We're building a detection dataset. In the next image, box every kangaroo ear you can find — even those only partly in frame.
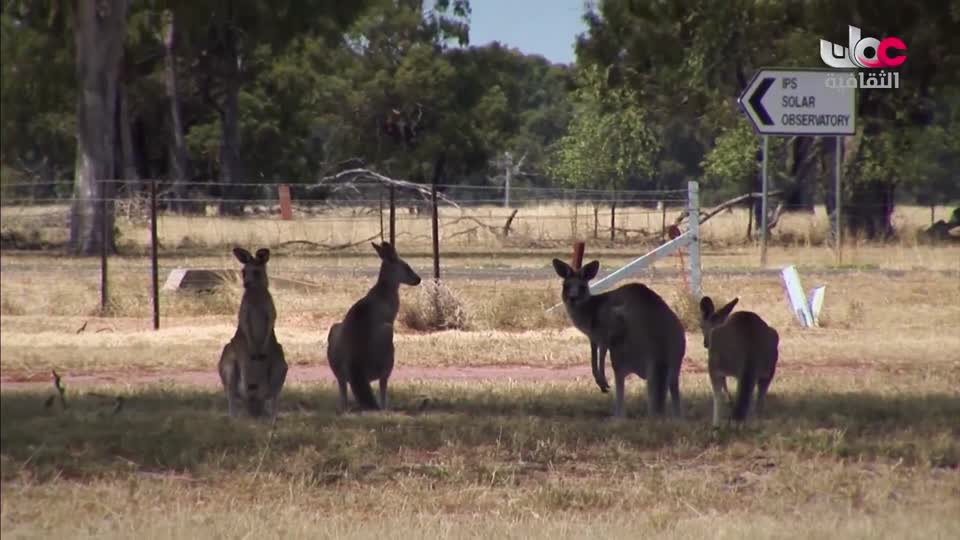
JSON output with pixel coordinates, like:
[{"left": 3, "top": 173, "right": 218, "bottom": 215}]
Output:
[
  {"left": 699, "top": 296, "right": 715, "bottom": 319},
  {"left": 233, "top": 247, "right": 253, "bottom": 264},
  {"left": 380, "top": 241, "right": 398, "bottom": 260},
  {"left": 371, "top": 242, "right": 384, "bottom": 258},
  {"left": 581, "top": 260, "right": 600, "bottom": 281},
  {"left": 552, "top": 258, "right": 573, "bottom": 278},
  {"left": 255, "top": 248, "right": 270, "bottom": 264},
  {"left": 715, "top": 297, "right": 739, "bottom": 321}
]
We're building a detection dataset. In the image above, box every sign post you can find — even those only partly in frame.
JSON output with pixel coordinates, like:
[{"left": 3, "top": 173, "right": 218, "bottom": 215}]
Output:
[
  {"left": 835, "top": 136, "right": 842, "bottom": 264},
  {"left": 760, "top": 136, "right": 769, "bottom": 265},
  {"left": 738, "top": 68, "right": 856, "bottom": 266}
]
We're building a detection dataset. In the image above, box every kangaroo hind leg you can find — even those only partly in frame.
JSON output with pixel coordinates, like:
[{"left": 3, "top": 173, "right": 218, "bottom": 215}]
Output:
[
  {"left": 755, "top": 376, "right": 773, "bottom": 418},
  {"left": 379, "top": 377, "right": 389, "bottom": 411},
  {"left": 709, "top": 372, "right": 726, "bottom": 428}
]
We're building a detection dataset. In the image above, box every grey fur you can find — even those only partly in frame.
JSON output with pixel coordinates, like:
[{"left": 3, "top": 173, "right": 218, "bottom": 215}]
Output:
[
  {"left": 327, "top": 242, "right": 421, "bottom": 412},
  {"left": 699, "top": 296, "right": 780, "bottom": 427},
  {"left": 552, "top": 258, "right": 686, "bottom": 418},
  {"left": 218, "top": 247, "right": 287, "bottom": 420}
]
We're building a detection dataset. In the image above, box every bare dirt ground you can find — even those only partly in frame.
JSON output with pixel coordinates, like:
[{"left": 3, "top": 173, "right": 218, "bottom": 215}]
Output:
[{"left": 0, "top": 357, "right": 889, "bottom": 391}]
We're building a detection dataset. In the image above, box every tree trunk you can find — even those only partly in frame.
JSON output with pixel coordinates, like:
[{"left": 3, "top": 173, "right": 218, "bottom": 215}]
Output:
[
  {"left": 219, "top": 80, "right": 244, "bottom": 215},
  {"left": 847, "top": 181, "right": 897, "bottom": 240},
  {"left": 118, "top": 86, "right": 140, "bottom": 191},
  {"left": 163, "top": 9, "right": 191, "bottom": 214},
  {"left": 71, "top": 0, "right": 128, "bottom": 255},
  {"left": 786, "top": 136, "right": 817, "bottom": 212},
  {"left": 838, "top": 131, "right": 896, "bottom": 240}
]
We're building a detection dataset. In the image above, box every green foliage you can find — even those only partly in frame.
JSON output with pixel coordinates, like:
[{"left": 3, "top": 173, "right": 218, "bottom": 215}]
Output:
[
  {"left": 0, "top": 10, "right": 75, "bottom": 191},
  {"left": 546, "top": 66, "right": 658, "bottom": 190},
  {"left": 576, "top": 0, "right": 960, "bottom": 232},
  {"left": 701, "top": 120, "right": 758, "bottom": 199}
]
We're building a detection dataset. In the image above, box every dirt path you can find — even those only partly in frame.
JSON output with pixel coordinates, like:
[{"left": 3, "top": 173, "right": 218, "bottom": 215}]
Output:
[
  {"left": 0, "top": 365, "right": 598, "bottom": 390},
  {"left": 0, "top": 359, "right": 889, "bottom": 391}
]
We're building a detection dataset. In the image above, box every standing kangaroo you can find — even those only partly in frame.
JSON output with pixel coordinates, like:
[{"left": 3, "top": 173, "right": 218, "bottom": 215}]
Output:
[
  {"left": 327, "top": 241, "right": 421, "bottom": 412},
  {"left": 552, "top": 259, "right": 686, "bottom": 418},
  {"left": 699, "top": 296, "right": 779, "bottom": 427},
  {"left": 218, "top": 247, "right": 288, "bottom": 419}
]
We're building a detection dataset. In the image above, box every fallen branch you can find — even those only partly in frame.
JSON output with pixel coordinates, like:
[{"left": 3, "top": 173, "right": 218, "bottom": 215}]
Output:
[
  {"left": 674, "top": 190, "right": 785, "bottom": 227},
  {"left": 276, "top": 233, "right": 381, "bottom": 251},
  {"left": 309, "top": 168, "right": 462, "bottom": 209},
  {"left": 503, "top": 209, "right": 518, "bottom": 237},
  {"left": 51, "top": 370, "right": 67, "bottom": 410},
  {"left": 444, "top": 216, "right": 504, "bottom": 237},
  {"left": 447, "top": 226, "right": 480, "bottom": 239}
]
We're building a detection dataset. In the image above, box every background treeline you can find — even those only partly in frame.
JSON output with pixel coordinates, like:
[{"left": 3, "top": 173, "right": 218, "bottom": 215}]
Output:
[{"left": 1, "top": 0, "right": 958, "bottom": 253}]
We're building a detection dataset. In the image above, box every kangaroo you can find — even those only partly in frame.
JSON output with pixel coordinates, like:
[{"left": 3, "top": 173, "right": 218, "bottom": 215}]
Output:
[
  {"left": 698, "top": 296, "right": 779, "bottom": 427},
  {"left": 552, "top": 258, "right": 686, "bottom": 418},
  {"left": 218, "top": 247, "right": 288, "bottom": 419},
  {"left": 327, "top": 241, "right": 421, "bottom": 412}
]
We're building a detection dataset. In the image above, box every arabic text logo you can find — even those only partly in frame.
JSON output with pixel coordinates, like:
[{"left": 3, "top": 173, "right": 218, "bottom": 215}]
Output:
[
  {"left": 820, "top": 25, "right": 907, "bottom": 69},
  {"left": 826, "top": 70, "right": 900, "bottom": 90}
]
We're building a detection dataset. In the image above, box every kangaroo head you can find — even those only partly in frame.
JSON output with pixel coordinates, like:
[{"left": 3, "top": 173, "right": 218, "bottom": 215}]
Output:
[
  {"left": 372, "top": 241, "right": 421, "bottom": 286},
  {"left": 238, "top": 353, "right": 271, "bottom": 407},
  {"left": 699, "top": 296, "right": 739, "bottom": 348},
  {"left": 233, "top": 247, "right": 270, "bottom": 290},
  {"left": 552, "top": 258, "right": 600, "bottom": 307}
]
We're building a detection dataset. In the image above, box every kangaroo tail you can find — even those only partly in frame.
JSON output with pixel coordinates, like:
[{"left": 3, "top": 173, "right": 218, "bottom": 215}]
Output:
[
  {"left": 647, "top": 358, "right": 669, "bottom": 415},
  {"left": 732, "top": 361, "right": 757, "bottom": 421},
  {"left": 348, "top": 358, "right": 380, "bottom": 410}
]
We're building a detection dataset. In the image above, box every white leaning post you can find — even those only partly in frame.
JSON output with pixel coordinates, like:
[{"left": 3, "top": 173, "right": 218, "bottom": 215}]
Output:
[{"left": 546, "top": 181, "right": 702, "bottom": 313}]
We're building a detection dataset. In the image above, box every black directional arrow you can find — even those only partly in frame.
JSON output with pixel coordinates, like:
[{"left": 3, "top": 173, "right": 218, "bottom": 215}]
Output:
[{"left": 749, "top": 77, "right": 775, "bottom": 126}]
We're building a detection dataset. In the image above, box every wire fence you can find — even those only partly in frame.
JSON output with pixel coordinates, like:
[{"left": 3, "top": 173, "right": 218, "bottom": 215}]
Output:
[
  {"left": 0, "top": 178, "right": 707, "bottom": 327},
  {"left": 0, "top": 179, "right": 694, "bottom": 253},
  {"left": 3, "top": 177, "right": 954, "bottom": 329}
]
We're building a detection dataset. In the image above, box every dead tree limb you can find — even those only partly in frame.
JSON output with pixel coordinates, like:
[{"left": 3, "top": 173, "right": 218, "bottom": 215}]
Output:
[
  {"left": 502, "top": 209, "right": 518, "bottom": 237},
  {"left": 51, "top": 370, "right": 67, "bottom": 410},
  {"left": 674, "top": 190, "right": 785, "bottom": 228},
  {"left": 276, "top": 233, "right": 382, "bottom": 251},
  {"left": 309, "top": 168, "right": 462, "bottom": 209}
]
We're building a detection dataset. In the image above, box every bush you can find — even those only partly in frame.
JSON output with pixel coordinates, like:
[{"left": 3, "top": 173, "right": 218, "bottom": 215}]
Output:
[{"left": 400, "top": 279, "right": 470, "bottom": 332}]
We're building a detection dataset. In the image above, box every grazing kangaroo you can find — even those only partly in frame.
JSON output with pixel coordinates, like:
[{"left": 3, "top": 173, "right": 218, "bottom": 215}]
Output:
[
  {"left": 218, "top": 247, "right": 288, "bottom": 419},
  {"left": 699, "top": 296, "right": 779, "bottom": 427},
  {"left": 327, "top": 241, "right": 421, "bottom": 412},
  {"left": 552, "top": 259, "right": 686, "bottom": 418}
]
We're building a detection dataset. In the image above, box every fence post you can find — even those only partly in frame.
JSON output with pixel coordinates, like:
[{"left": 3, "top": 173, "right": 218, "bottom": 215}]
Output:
[
  {"left": 100, "top": 183, "right": 109, "bottom": 315},
  {"left": 389, "top": 184, "right": 396, "bottom": 245},
  {"left": 150, "top": 178, "right": 160, "bottom": 330},
  {"left": 378, "top": 187, "right": 384, "bottom": 242},
  {"left": 610, "top": 200, "right": 616, "bottom": 241},
  {"left": 688, "top": 181, "right": 701, "bottom": 299},
  {"left": 572, "top": 241, "right": 585, "bottom": 270},
  {"left": 278, "top": 183, "right": 292, "bottom": 220},
  {"left": 431, "top": 179, "right": 440, "bottom": 281}
]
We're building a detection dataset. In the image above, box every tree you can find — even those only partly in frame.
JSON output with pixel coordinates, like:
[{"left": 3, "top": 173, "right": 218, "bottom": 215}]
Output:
[
  {"left": 0, "top": 5, "right": 76, "bottom": 199},
  {"left": 161, "top": 0, "right": 376, "bottom": 212},
  {"left": 162, "top": 8, "right": 191, "bottom": 212},
  {"left": 71, "top": 0, "right": 129, "bottom": 255},
  {"left": 546, "top": 66, "right": 658, "bottom": 192},
  {"left": 575, "top": 0, "right": 960, "bottom": 239}
]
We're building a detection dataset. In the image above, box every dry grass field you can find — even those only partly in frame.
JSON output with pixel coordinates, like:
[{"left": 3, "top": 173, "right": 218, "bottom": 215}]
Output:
[{"left": 2, "top": 203, "right": 959, "bottom": 538}]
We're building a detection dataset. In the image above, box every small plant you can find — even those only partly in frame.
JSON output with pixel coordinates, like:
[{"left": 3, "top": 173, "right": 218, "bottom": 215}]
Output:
[
  {"left": 670, "top": 288, "right": 705, "bottom": 331},
  {"left": 401, "top": 279, "right": 470, "bottom": 332}
]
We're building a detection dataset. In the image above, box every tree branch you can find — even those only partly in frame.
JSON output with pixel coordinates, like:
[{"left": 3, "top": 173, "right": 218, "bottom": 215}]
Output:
[{"left": 308, "top": 168, "right": 461, "bottom": 208}]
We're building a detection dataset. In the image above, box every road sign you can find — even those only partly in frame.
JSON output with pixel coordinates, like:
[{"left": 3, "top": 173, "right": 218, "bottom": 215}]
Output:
[{"left": 738, "top": 68, "right": 856, "bottom": 136}]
